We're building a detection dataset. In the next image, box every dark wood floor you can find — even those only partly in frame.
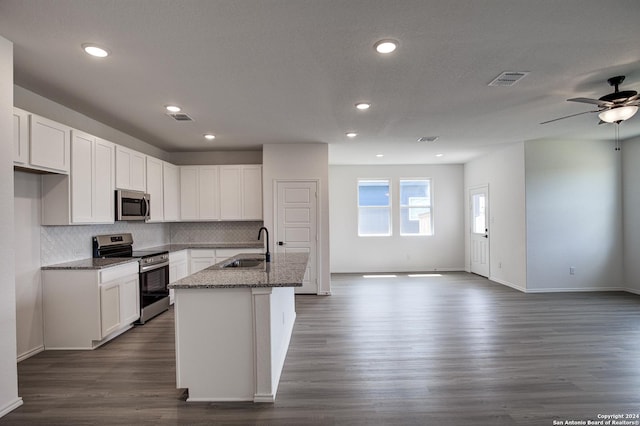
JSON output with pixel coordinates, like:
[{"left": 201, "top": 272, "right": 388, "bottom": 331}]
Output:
[{"left": 3, "top": 272, "right": 640, "bottom": 425}]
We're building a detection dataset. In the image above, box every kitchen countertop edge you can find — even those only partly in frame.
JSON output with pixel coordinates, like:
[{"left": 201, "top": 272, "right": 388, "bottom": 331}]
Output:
[{"left": 41, "top": 242, "right": 266, "bottom": 270}]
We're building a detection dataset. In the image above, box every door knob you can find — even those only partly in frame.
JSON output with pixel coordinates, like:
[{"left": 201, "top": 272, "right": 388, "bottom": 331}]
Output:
[{"left": 278, "top": 241, "right": 286, "bottom": 246}]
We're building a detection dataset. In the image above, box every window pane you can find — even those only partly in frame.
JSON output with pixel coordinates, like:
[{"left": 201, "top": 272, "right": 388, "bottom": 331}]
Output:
[
  {"left": 400, "top": 179, "right": 432, "bottom": 235},
  {"left": 358, "top": 180, "right": 390, "bottom": 207},
  {"left": 358, "top": 207, "right": 391, "bottom": 236},
  {"left": 472, "top": 193, "right": 486, "bottom": 234},
  {"left": 358, "top": 180, "right": 391, "bottom": 236}
]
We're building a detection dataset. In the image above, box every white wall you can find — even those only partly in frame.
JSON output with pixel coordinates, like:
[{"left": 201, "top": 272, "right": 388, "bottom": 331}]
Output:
[
  {"left": 330, "top": 164, "right": 464, "bottom": 273},
  {"left": 14, "top": 86, "right": 169, "bottom": 161},
  {"left": 622, "top": 135, "right": 640, "bottom": 294},
  {"left": 170, "top": 151, "right": 262, "bottom": 165},
  {"left": 14, "top": 172, "right": 43, "bottom": 361},
  {"left": 262, "top": 144, "right": 330, "bottom": 294},
  {"left": 464, "top": 143, "right": 527, "bottom": 290},
  {"left": 0, "top": 35, "right": 22, "bottom": 417},
  {"left": 525, "top": 138, "right": 623, "bottom": 292}
]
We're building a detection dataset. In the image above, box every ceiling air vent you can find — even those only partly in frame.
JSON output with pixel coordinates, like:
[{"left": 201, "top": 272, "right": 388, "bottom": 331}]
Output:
[
  {"left": 488, "top": 71, "right": 529, "bottom": 87},
  {"left": 166, "top": 112, "right": 194, "bottom": 121},
  {"left": 417, "top": 136, "right": 439, "bottom": 142}
]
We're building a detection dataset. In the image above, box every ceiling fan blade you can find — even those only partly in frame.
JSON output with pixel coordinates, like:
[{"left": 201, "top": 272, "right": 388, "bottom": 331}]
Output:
[
  {"left": 540, "top": 110, "right": 599, "bottom": 125},
  {"left": 567, "top": 97, "right": 613, "bottom": 107}
]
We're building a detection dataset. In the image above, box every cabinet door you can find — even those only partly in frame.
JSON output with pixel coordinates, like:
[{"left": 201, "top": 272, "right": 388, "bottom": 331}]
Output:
[
  {"left": 242, "top": 165, "right": 263, "bottom": 220},
  {"left": 70, "top": 131, "right": 94, "bottom": 223},
  {"left": 130, "top": 151, "right": 147, "bottom": 191},
  {"left": 163, "top": 162, "right": 180, "bottom": 221},
  {"left": 13, "top": 108, "right": 29, "bottom": 165},
  {"left": 180, "top": 166, "right": 199, "bottom": 220},
  {"left": 120, "top": 275, "right": 140, "bottom": 325},
  {"left": 176, "top": 260, "right": 189, "bottom": 280},
  {"left": 146, "top": 156, "right": 164, "bottom": 222},
  {"left": 190, "top": 258, "right": 215, "bottom": 274},
  {"left": 219, "top": 166, "right": 242, "bottom": 220},
  {"left": 29, "top": 114, "right": 71, "bottom": 173},
  {"left": 116, "top": 146, "right": 146, "bottom": 191},
  {"left": 199, "top": 166, "right": 219, "bottom": 220},
  {"left": 100, "top": 282, "right": 121, "bottom": 338},
  {"left": 93, "top": 139, "right": 115, "bottom": 223}
]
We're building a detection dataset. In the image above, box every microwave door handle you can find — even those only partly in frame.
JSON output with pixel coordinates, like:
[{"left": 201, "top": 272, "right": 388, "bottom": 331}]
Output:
[{"left": 142, "top": 195, "right": 150, "bottom": 220}]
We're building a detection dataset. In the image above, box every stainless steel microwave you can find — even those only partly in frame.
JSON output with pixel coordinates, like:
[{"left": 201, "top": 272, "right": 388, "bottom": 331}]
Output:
[{"left": 115, "top": 189, "right": 150, "bottom": 221}]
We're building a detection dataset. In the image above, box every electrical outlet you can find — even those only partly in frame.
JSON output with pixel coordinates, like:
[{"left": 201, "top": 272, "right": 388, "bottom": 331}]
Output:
[
  {"left": 569, "top": 267, "right": 576, "bottom": 275},
  {"left": 498, "top": 262, "right": 502, "bottom": 269}
]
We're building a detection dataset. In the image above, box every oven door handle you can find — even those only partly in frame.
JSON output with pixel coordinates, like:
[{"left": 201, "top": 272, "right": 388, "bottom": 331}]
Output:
[{"left": 139, "top": 261, "right": 169, "bottom": 273}]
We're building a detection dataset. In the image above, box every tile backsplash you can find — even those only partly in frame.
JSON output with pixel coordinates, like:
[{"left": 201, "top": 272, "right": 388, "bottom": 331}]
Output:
[
  {"left": 40, "top": 221, "right": 263, "bottom": 266},
  {"left": 169, "top": 221, "right": 263, "bottom": 244}
]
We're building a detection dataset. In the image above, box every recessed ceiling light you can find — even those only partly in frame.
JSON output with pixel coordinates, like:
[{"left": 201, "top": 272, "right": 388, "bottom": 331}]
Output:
[
  {"left": 82, "top": 43, "right": 109, "bottom": 58},
  {"left": 346, "top": 132, "right": 358, "bottom": 138},
  {"left": 435, "top": 153, "right": 444, "bottom": 157},
  {"left": 374, "top": 39, "right": 399, "bottom": 54},
  {"left": 204, "top": 134, "right": 216, "bottom": 141},
  {"left": 165, "top": 105, "right": 181, "bottom": 113},
  {"left": 376, "top": 154, "right": 384, "bottom": 158},
  {"left": 355, "top": 102, "right": 371, "bottom": 110}
]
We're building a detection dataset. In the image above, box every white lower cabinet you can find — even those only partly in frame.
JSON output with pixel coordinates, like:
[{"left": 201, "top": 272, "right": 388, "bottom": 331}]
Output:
[
  {"left": 43, "top": 262, "right": 140, "bottom": 350},
  {"left": 189, "top": 249, "right": 217, "bottom": 274},
  {"left": 169, "top": 250, "right": 189, "bottom": 304}
]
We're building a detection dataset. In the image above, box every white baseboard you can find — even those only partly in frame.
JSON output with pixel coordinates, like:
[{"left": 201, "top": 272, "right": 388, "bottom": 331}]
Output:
[
  {"left": 623, "top": 287, "right": 640, "bottom": 296},
  {"left": 17, "top": 345, "right": 44, "bottom": 363},
  {"left": 525, "top": 286, "right": 628, "bottom": 293},
  {"left": 488, "top": 276, "right": 526, "bottom": 292},
  {"left": 0, "top": 397, "right": 23, "bottom": 418}
]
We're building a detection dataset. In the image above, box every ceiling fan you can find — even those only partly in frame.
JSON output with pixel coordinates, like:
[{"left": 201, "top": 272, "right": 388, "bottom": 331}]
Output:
[{"left": 541, "top": 75, "right": 640, "bottom": 125}]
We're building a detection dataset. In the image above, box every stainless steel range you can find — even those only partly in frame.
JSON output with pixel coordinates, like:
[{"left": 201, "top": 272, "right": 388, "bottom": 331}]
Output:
[{"left": 93, "top": 233, "right": 169, "bottom": 324}]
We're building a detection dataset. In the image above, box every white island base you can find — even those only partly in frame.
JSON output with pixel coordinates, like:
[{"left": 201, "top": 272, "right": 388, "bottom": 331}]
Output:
[{"left": 174, "top": 286, "right": 296, "bottom": 402}]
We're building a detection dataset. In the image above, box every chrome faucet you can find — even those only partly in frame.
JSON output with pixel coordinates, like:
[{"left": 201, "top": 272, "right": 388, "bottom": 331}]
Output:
[{"left": 258, "top": 226, "right": 271, "bottom": 262}]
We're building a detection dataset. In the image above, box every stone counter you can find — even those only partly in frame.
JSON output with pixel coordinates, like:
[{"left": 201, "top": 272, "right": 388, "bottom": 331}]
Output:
[{"left": 169, "top": 252, "right": 308, "bottom": 289}]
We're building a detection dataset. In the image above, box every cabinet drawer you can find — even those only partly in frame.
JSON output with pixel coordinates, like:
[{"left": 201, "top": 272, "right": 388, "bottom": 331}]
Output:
[
  {"left": 169, "top": 250, "right": 188, "bottom": 263},
  {"left": 99, "top": 262, "right": 139, "bottom": 284},
  {"left": 189, "top": 249, "right": 216, "bottom": 258}
]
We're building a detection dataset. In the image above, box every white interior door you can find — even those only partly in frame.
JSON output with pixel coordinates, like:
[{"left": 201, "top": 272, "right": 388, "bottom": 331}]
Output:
[
  {"left": 470, "top": 186, "right": 490, "bottom": 277},
  {"left": 275, "top": 180, "right": 318, "bottom": 294}
]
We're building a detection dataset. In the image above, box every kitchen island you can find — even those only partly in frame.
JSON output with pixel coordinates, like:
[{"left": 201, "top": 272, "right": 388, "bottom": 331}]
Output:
[{"left": 169, "top": 252, "right": 309, "bottom": 402}]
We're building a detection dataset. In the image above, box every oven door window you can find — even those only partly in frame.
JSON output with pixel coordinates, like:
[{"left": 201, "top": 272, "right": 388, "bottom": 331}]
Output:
[{"left": 140, "top": 266, "right": 169, "bottom": 301}]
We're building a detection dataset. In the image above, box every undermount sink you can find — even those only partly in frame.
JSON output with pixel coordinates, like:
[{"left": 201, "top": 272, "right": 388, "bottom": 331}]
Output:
[{"left": 223, "top": 258, "right": 264, "bottom": 268}]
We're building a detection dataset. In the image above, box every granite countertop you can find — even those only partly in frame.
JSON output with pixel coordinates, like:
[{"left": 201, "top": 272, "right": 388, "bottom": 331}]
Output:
[
  {"left": 169, "top": 252, "right": 309, "bottom": 289},
  {"left": 148, "top": 242, "right": 264, "bottom": 252},
  {"left": 42, "top": 242, "right": 265, "bottom": 270},
  {"left": 41, "top": 258, "right": 139, "bottom": 270}
]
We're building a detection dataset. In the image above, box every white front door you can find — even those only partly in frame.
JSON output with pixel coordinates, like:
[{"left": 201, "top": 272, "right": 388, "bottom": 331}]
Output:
[
  {"left": 275, "top": 180, "right": 318, "bottom": 294},
  {"left": 470, "top": 186, "right": 490, "bottom": 277}
]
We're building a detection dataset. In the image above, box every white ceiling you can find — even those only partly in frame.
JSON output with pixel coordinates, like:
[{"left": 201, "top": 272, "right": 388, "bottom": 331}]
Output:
[{"left": 1, "top": 0, "right": 639, "bottom": 165}]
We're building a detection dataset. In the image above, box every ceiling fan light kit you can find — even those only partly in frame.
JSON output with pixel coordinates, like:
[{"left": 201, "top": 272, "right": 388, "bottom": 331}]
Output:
[{"left": 598, "top": 105, "right": 639, "bottom": 123}]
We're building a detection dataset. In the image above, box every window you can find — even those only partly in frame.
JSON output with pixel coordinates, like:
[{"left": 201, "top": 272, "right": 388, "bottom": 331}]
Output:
[
  {"left": 357, "top": 179, "right": 391, "bottom": 236},
  {"left": 400, "top": 179, "right": 432, "bottom": 236}
]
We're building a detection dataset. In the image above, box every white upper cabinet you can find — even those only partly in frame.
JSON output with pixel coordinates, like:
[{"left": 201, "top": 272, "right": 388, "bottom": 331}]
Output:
[
  {"left": 30, "top": 113, "right": 72, "bottom": 174},
  {"left": 14, "top": 110, "right": 71, "bottom": 174},
  {"left": 219, "top": 166, "right": 242, "bottom": 220},
  {"left": 13, "top": 107, "right": 29, "bottom": 165},
  {"left": 42, "top": 130, "right": 115, "bottom": 225},
  {"left": 163, "top": 162, "right": 180, "bottom": 222},
  {"left": 180, "top": 165, "right": 219, "bottom": 221},
  {"left": 145, "top": 156, "right": 164, "bottom": 222},
  {"left": 219, "top": 165, "right": 263, "bottom": 220},
  {"left": 241, "top": 165, "right": 263, "bottom": 220},
  {"left": 116, "top": 145, "right": 146, "bottom": 191}
]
